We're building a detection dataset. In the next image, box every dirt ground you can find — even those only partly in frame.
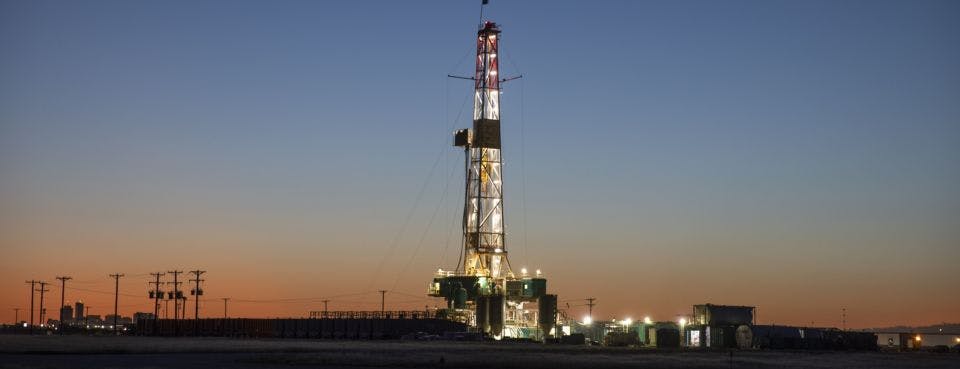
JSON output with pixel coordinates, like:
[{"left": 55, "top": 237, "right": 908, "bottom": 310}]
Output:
[{"left": 1, "top": 335, "right": 957, "bottom": 369}]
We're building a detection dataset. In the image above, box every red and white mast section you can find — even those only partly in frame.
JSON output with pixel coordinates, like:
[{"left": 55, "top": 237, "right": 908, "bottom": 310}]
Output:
[{"left": 455, "top": 21, "right": 513, "bottom": 280}]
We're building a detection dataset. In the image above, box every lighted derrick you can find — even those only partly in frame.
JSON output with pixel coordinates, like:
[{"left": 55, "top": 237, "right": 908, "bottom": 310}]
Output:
[
  {"left": 465, "top": 22, "right": 508, "bottom": 279},
  {"left": 428, "top": 21, "right": 558, "bottom": 340}
]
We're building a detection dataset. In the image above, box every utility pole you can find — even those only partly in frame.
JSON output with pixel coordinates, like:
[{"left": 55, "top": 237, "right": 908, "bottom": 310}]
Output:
[
  {"left": 586, "top": 298, "right": 596, "bottom": 321},
  {"left": 56, "top": 276, "right": 72, "bottom": 335},
  {"left": 37, "top": 281, "right": 49, "bottom": 329},
  {"left": 24, "top": 280, "right": 37, "bottom": 335},
  {"left": 221, "top": 298, "right": 229, "bottom": 319},
  {"left": 13, "top": 308, "right": 20, "bottom": 326},
  {"left": 109, "top": 274, "right": 124, "bottom": 335},
  {"left": 148, "top": 272, "right": 164, "bottom": 333},
  {"left": 166, "top": 270, "right": 182, "bottom": 335},
  {"left": 189, "top": 270, "right": 205, "bottom": 320},
  {"left": 189, "top": 270, "right": 205, "bottom": 335},
  {"left": 322, "top": 299, "right": 329, "bottom": 318},
  {"left": 841, "top": 308, "right": 846, "bottom": 331},
  {"left": 378, "top": 290, "right": 387, "bottom": 315}
]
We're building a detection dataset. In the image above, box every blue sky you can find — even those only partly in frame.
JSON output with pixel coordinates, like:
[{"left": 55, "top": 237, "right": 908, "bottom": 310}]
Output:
[{"left": 1, "top": 0, "right": 958, "bottom": 325}]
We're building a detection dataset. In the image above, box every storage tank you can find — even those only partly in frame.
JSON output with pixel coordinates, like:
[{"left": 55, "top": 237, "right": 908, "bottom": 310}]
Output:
[
  {"left": 476, "top": 296, "right": 489, "bottom": 333},
  {"left": 489, "top": 295, "right": 505, "bottom": 337},
  {"left": 735, "top": 325, "right": 753, "bottom": 349},
  {"left": 454, "top": 285, "right": 468, "bottom": 309},
  {"left": 538, "top": 294, "right": 557, "bottom": 337}
]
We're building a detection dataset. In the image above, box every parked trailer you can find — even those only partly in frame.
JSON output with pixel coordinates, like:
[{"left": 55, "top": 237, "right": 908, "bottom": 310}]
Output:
[
  {"left": 750, "top": 325, "right": 877, "bottom": 350},
  {"left": 137, "top": 318, "right": 467, "bottom": 339},
  {"left": 656, "top": 328, "right": 680, "bottom": 348}
]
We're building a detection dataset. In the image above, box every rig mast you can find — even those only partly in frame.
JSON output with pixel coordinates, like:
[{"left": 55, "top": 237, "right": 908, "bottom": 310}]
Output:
[
  {"left": 429, "top": 20, "right": 557, "bottom": 340},
  {"left": 461, "top": 21, "right": 511, "bottom": 280}
]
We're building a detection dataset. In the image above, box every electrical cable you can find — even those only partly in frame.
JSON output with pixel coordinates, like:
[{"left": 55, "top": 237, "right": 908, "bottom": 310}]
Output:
[
  {"left": 363, "top": 146, "right": 446, "bottom": 293},
  {"left": 391, "top": 160, "right": 460, "bottom": 292}
]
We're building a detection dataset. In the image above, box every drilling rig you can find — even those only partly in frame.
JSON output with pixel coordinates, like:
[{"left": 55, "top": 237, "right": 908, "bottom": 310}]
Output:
[{"left": 428, "top": 20, "right": 558, "bottom": 340}]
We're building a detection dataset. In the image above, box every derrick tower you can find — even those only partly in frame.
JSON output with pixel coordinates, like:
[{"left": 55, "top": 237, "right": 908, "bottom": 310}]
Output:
[
  {"left": 461, "top": 21, "right": 510, "bottom": 279},
  {"left": 429, "top": 20, "right": 558, "bottom": 340}
]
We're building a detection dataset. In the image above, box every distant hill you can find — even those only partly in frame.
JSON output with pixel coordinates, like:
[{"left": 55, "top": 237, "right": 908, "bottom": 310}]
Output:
[{"left": 865, "top": 323, "right": 960, "bottom": 333}]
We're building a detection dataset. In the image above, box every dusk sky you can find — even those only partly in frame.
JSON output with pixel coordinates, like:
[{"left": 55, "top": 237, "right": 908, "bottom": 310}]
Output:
[{"left": 1, "top": 0, "right": 958, "bottom": 328}]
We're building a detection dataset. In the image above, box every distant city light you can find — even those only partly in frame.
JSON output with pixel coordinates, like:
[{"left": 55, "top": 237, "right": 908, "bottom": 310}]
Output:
[
  {"left": 623, "top": 318, "right": 632, "bottom": 325},
  {"left": 582, "top": 316, "right": 592, "bottom": 325},
  {"left": 915, "top": 335, "right": 921, "bottom": 342},
  {"left": 644, "top": 316, "right": 653, "bottom": 325}
]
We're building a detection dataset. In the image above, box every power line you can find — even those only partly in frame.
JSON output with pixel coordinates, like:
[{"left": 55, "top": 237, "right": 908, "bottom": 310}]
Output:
[
  {"left": 20, "top": 282, "right": 435, "bottom": 318},
  {"left": 227, "top": 291, "right": 375, "bottom": 304},
  {"left": 393, "top": 159, "right": 461, "bottom": 292},
  {"left": 189, "top": 269, "right": 205, "bottom": 334},
  {"left": 108, "top": 274, "right": 124, "bottom": 335},
  {"left": 366, "top": 146, "right": 447, "bottom": 292},
  {"left": 388, "top": 290, "right": 435, "bottom": 300},
  {"left": 148, "top": 272, "right": 164, "bottom": 333},
  {"left": 379, "top": 290, "right": 387, "bottom": 314},
  {"left": 220, "top": 298, "right": 229, "bottom": 319},
  {"left": 113, "top": 303, "right": 151, "bottom": 308},
  {"left": 36, "top": 281, "right": 49, "bottom": 329},
  {"left": 518, "top": 76, "right": 529, "bottom": 265},
  {"left": 189, "top": 270, "right": 205, "bottom": 319},
  {"left": 63, "top": 285, "right": 140, "bottom": 298},
  {"left": 586, "top": 298, "right": 596, "bottom": 321},
  {"left": 55, "top": 276, "right": 72, "bottom": 335},
  {"left": 24, "top": 280, "right": 37, "bottom": 335},
  {"left": 441, "top": 75, "right": 477, "bottom": 272},
  {"left": 166, "top": 270, "right": 183, "bottom": 336}
]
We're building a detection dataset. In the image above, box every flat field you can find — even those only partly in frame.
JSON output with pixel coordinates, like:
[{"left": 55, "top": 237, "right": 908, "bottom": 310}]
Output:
[{"left": 0, "top": 335, "right": 957, "bottom": 369}]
